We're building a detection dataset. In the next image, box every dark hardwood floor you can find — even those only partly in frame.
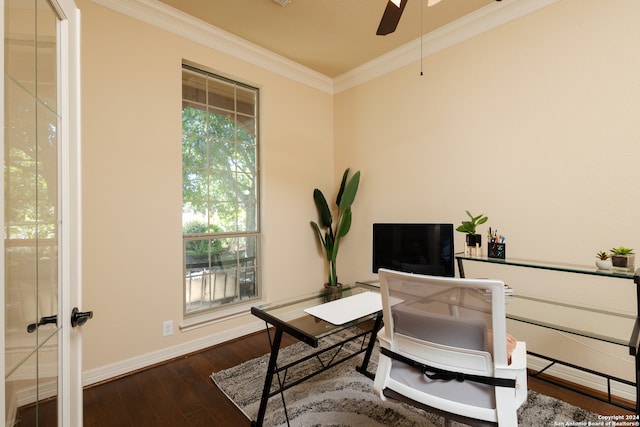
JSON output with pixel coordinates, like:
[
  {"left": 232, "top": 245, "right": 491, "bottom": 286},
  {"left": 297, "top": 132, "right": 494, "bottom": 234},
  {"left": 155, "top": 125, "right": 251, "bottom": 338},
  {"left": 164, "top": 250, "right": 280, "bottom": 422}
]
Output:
[{"left": 17, "top": 329, "right": 634, "bottom": 426}]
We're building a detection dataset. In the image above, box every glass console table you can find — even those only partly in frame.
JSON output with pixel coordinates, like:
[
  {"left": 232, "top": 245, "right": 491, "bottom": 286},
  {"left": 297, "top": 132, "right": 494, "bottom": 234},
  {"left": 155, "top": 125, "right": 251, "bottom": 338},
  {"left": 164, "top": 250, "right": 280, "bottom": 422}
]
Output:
[{"left": 456, "top": 253, "right": 640, "bottom": 413}]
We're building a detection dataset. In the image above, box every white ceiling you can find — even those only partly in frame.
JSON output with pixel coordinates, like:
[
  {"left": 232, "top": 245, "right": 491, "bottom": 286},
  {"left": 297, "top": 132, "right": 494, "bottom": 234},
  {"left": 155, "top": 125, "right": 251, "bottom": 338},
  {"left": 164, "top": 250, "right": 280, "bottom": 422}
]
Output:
[{"left": 158, "top": 0, "right": 496, "bottom": 77}]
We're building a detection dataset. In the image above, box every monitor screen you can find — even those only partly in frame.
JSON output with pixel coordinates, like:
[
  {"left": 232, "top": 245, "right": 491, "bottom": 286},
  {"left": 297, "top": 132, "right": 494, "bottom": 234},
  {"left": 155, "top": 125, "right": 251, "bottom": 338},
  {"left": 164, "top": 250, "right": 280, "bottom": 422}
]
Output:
[{"left": 372, "top": 223, "right": 454, "bottom": 277}]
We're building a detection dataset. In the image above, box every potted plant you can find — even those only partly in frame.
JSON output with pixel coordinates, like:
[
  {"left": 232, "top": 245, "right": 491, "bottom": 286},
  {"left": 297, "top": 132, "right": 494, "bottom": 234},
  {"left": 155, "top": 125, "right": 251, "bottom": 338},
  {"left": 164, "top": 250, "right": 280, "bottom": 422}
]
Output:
[
  {"left": 595, "top": 251, "right": 612, "bottom": 270},
  {"left": 456, "top": 211, "right": 488, "bottom": 249},
  {"left": 311, "top": 168, "right": 361, "bottom": 299},
  {"left": 610, "top": 247, "right": 635, "bottom": 269}
]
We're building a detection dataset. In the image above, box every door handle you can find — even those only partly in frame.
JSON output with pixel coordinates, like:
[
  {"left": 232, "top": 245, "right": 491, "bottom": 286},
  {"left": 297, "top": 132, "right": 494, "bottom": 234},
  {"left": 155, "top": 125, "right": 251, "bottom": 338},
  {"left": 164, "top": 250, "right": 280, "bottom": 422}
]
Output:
[
  {"left": 27, "top": 315, "right": 58, "bottom": 333},
  {"left": 71, "top": 307, "right": 93, "bottom": 327},
  {"left": 27, "top": 308, "right": 93, "bottom": 332}
]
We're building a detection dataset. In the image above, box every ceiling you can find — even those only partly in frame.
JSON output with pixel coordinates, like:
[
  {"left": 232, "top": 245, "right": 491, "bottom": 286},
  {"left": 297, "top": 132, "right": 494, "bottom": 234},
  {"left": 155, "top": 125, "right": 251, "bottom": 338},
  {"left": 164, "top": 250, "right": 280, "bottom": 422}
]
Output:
[{"left": 158, "top": 0, "right": 496, "bottom": 77}]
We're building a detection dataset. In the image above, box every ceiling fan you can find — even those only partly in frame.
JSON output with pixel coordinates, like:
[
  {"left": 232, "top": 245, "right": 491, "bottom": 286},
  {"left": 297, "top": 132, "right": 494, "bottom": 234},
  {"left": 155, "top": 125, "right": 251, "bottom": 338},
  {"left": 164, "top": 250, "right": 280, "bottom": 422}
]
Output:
[{"left": 376, "top": 0, "right": 501, "bottom": 36}]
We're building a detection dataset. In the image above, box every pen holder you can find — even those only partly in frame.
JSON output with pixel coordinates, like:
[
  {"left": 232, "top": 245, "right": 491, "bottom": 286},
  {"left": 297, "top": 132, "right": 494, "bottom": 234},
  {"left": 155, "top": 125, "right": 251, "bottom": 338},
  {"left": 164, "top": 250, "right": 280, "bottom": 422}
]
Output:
[{"left": 488, "top": 242, "right": 506, "bottom": 259}]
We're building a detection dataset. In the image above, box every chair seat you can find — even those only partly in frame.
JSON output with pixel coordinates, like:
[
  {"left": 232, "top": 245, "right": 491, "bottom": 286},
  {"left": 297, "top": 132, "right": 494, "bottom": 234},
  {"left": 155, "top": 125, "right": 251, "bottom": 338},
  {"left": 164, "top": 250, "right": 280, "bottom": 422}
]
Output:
[{"left": 389, "top": 359, "right": 496, "bottom": 409}]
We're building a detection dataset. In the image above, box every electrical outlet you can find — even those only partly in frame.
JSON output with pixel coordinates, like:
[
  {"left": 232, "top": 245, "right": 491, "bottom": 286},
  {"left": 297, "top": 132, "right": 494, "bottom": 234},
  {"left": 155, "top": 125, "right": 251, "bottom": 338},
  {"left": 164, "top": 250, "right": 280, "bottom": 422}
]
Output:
[{"left": 162, "top": 320, "right": 173, "bottom": 337}]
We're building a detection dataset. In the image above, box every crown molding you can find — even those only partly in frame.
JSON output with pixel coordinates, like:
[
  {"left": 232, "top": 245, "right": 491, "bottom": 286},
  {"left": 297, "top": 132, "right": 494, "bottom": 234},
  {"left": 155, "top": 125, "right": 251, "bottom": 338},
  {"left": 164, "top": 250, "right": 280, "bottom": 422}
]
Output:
[
  {"left": 91, "top": 0, "right": 559, "bottom": 94},
  {"left": 90, "top": 0, "right": 334, "bottom": 93},
  {"left": 333, "top": 0, "right": 560, "bottom": 93}
]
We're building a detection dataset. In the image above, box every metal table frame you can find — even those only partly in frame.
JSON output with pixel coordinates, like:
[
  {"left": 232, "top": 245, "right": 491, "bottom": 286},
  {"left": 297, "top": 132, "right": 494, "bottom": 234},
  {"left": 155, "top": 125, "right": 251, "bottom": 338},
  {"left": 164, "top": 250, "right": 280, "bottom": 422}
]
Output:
[{"left": 250, "top": 284, "right": 383, "bottom": 427}]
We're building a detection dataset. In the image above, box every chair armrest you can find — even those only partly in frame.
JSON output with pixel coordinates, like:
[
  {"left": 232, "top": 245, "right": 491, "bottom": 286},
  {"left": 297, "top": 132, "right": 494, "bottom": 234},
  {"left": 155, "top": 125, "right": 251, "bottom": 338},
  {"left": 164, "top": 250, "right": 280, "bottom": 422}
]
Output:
[
  {"left": 508, "top": 341, "right": 526, "bottom": 369},
  {"left": 495, "top": 341, "right": 526, "bottom": 375}
]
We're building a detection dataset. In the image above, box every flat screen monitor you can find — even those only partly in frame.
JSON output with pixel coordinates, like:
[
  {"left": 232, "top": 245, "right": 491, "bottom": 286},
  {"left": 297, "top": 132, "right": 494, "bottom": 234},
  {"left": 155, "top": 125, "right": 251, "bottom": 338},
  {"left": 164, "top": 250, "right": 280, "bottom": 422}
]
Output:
[{"left": 372, "top": 223, "right": 454, "bottom": 277}]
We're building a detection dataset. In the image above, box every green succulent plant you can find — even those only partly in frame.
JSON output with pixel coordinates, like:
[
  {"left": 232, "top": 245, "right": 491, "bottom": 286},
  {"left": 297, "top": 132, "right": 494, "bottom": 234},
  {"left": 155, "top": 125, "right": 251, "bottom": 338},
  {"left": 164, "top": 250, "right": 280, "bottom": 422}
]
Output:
[
  {"left": 596, "top": 251, "right": 610, "bottom": 261},
  {"left": 310, "top": 168, "right": 360, "bottom": 287},
  {"left": 455, "top": 211, "right": 488, "bottom": 235},
  {"left": 610, "top": 247, "right": 634, "bottom": 256}
]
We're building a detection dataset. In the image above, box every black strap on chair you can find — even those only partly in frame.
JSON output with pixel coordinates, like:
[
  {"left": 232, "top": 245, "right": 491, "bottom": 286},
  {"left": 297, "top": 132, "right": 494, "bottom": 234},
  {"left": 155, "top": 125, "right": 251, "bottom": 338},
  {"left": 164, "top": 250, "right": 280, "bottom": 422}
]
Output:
[{"left": 380, "top": 347, "right": 516, "bottom": 388}]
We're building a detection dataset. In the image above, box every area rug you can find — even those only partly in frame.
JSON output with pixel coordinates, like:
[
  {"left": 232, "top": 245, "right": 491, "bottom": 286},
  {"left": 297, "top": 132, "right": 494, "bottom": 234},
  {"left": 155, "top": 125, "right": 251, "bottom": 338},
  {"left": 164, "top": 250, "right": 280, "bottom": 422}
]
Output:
[{"left": 211, "top": 328, "right": 597, "bottom": 426}]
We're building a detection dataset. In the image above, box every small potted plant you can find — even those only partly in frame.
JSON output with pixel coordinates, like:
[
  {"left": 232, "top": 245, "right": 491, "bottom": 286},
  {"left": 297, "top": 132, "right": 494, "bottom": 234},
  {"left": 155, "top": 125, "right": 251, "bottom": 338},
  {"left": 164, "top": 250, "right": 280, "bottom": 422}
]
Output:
[
  {"left": 595, "top": 251, "right": 612, "bottom": 270},
  {"left": 610, "top": 247, "right": 635, "bottom": 269},
  {"left": 311, "top": 168, "right": 361, "bottom": 300},
  {"left": 456, "top": 211, "right": 488, "bottom": 251}
]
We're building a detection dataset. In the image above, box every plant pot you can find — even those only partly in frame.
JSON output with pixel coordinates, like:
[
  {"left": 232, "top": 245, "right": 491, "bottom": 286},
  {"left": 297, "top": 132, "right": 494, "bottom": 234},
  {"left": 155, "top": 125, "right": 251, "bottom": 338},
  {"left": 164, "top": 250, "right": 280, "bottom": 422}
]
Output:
[
  {"left": 595, "top": 259, "right": 612, "bottom": 270},
  {"left": 464, "top": 234, "right": 482, "bottom": 256},
  {"left": 612, "top": 254, "right": 635, "bottom": 269},
  {"left": 323, "top": 283, "right": 343, "bottom": 302},
  {"left": 466, "top": 234, "right": 482, "bottom": 247}
]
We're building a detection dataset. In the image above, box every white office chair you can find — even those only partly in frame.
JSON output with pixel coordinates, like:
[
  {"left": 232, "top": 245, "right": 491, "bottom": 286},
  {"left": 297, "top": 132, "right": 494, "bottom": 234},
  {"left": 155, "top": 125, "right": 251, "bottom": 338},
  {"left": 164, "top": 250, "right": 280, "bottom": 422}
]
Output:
[{"left": 373, "top": 269, "right": 527, "bottom": 426}]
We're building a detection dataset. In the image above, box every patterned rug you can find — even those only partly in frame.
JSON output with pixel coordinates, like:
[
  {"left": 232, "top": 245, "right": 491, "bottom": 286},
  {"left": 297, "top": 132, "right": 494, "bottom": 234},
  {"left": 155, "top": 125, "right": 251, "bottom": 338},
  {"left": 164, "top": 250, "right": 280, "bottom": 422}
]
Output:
[{"left": 211, "top": 328, "right": 597, "bottom": 426}]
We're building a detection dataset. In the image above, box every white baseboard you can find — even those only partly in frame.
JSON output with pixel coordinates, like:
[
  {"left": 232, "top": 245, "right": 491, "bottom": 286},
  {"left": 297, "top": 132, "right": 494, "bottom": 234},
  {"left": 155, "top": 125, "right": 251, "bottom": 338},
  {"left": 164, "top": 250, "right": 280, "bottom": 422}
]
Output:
[
  {"left": 527, "top": 355, "right": 636, "bottom": 403},
  {"left": 83, "top": 326, "right": 636, "bottom": 407},
  {"left": 82, "top": 319, "right": 265, "bottom": 387}
]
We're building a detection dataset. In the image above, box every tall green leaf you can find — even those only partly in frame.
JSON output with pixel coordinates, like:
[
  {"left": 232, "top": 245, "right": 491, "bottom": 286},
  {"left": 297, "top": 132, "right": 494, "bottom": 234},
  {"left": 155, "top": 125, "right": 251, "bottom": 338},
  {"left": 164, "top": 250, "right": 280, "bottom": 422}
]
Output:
[
  {"left": 338, "top": 171, "right": 360, "bottom": 211},
  {"left": 325, "top": 234, "right": 335, "bottom": 261},
  {"left": 313, "top": 189, "right": 332, "bottom": 228},
  {"left": 336, "top": 168, "right": 350, "bottom": 206},
  {"left": 336, "top": 209, "right": 352, "bottom": 238},
  {"left": 310, "top": 221, "right": 326, "bottom": 247}
]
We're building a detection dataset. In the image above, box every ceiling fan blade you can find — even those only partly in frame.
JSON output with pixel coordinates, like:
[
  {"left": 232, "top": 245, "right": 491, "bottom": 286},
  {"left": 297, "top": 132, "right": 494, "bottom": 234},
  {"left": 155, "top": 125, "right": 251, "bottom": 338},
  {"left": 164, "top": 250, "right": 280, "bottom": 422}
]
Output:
[{"left": 376, "top": 0, "right": 408, "bottom": 36}]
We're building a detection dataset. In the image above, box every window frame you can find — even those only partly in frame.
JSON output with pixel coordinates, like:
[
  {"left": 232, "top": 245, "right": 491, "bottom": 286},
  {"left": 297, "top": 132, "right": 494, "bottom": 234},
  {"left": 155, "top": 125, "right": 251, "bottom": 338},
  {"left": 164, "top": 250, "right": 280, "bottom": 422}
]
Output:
[{"left": 181, "top": 61, "right": 261, "bottom": 321}]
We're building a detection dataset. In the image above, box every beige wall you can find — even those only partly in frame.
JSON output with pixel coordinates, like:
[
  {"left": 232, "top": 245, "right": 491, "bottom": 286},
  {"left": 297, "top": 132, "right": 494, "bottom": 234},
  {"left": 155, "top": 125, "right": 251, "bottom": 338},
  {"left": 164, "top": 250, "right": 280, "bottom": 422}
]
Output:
[
  {"left": 79, "top": 0, "right": 333, "bottom": 373},
  {"left": 337, "top": 0, "right": 640, "bottom": 284},
  {"left": 79, "top": 0, "right": 640, "bottom": 393},
  {"left": 336, "top": 0, "right": 639, "bottom": 386}
]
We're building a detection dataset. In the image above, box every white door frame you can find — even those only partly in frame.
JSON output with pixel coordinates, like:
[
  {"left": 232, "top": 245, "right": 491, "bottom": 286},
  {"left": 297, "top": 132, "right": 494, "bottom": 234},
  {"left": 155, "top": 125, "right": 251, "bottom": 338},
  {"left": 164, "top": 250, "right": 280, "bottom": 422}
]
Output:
[
  {"left": 1, "top": 2, "right": 5, "bottom": 422},
  {"left": 53, "top": 0, "right": 83, "bottom": 425}
]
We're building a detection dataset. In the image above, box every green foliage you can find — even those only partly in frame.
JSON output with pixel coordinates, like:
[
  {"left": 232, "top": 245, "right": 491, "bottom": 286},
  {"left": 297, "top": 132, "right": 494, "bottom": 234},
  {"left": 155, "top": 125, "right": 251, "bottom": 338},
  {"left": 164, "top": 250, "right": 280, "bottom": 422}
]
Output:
[
  {"left": 182, "top": 105, "right": 257, "bottom": 233},
  {"left": 455, "top": 211, "right": 488, "bottom": 235},
  {"left": 596, "top": 251, "right": 609, "bottom": 260},
  {"left": 610, "top": 246, "right": 634, "bottom": 255},
  {"left": 310, "top": 169, "right": 361, "bottom": 287},
  {"left": 182, "top": 220, "right": 211, "bottom": 234},
  {"left": 183, "top": 221, "right": 225, "bottom": 258}
]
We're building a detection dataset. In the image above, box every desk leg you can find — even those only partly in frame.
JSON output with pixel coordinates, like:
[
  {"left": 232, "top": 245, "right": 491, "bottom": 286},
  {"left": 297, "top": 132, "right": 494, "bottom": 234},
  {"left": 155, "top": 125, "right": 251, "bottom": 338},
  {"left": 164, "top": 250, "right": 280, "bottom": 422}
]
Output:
[
  {"left": 457, "top": 257, "right": 466, "bottom": 278},
  {"left": 635, "top": 270, "right": 640, "bottom": 415},
  {"left": 356, "top": 314, "right": 384, "bottom": 379},
  {"left": 636, "top": 350, "right": 640, "bottom": 415},
  {"left": 254, "top": 326, "right": 283, "bottom": 427}
]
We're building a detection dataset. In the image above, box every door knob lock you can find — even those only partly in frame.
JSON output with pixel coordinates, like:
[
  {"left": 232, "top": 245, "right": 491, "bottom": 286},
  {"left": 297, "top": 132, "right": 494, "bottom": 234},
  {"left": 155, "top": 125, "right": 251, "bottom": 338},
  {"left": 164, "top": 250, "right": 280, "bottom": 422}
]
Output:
[{"left": 71, "top": 307, "right": 93, "bottom": 327}]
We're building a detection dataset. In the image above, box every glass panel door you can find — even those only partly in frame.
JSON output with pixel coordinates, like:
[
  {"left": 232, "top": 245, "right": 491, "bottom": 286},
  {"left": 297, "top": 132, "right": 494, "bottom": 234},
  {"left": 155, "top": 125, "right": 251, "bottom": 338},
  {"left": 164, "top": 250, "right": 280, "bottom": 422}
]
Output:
[{"left": 5, "top": 0, "right": 60, "bottom": 423}]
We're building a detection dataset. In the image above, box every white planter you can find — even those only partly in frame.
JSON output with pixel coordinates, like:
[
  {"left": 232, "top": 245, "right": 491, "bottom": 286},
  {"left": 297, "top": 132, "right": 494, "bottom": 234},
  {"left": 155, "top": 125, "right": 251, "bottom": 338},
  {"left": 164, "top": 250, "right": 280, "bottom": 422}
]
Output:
[{"left": 595, "top": 259, "right": 612, "bottom": 270}]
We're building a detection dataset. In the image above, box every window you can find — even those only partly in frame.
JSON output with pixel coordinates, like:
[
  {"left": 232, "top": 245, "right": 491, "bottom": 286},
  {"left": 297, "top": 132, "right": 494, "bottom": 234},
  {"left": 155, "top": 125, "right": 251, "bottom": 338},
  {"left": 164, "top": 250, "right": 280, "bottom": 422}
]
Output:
[{"left": 181, "top": 63, "right": 259, "bottom": 316}]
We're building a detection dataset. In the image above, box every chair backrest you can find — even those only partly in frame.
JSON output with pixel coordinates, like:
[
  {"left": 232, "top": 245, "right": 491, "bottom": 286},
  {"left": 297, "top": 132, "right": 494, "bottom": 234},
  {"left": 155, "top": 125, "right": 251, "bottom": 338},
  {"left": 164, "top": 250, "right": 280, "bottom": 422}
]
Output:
[
  {"left": 378, "top": 268, "right": 511, "bottom": 371},
  {"left": 375, "top": 269, "right": 526, "bottom": 425}
]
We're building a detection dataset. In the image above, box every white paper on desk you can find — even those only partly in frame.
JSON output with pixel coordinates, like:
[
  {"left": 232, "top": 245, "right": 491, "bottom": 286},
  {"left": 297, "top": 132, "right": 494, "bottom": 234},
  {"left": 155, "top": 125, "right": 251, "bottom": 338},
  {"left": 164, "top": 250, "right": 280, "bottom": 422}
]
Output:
[{"left": 304, "top": 291, "right": 383, "bottom": 325}]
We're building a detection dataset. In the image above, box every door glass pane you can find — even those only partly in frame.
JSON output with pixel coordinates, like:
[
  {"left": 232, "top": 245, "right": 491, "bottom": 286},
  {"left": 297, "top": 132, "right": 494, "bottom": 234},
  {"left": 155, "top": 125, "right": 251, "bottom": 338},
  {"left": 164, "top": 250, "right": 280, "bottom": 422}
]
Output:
[
  {"left": 5, "top": 0, "right": 60, "bottom": 423},
  {"left": 6, "top": 334, "right": 58, "bottom": 424}
]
